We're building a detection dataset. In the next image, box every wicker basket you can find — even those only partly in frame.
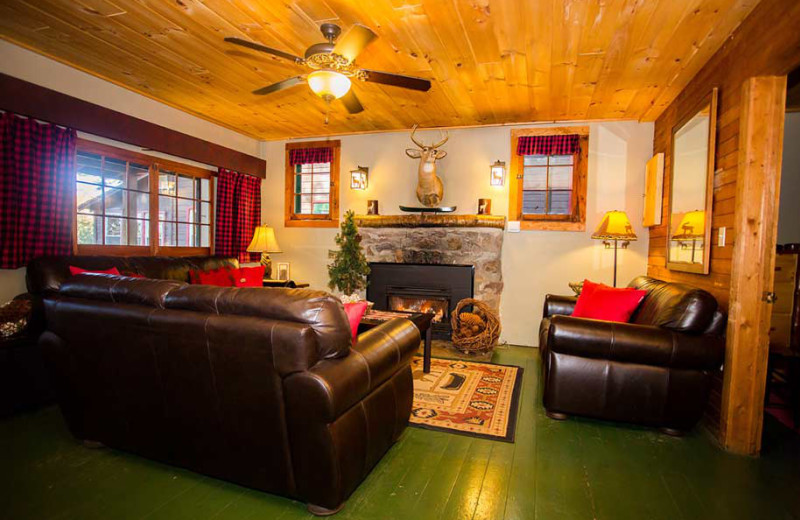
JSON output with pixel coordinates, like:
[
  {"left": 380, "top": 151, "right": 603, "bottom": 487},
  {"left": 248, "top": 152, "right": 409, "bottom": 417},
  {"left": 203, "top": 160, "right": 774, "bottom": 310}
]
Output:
[{"left": 450, "top": 298, "right": 501, "bottom": 354}]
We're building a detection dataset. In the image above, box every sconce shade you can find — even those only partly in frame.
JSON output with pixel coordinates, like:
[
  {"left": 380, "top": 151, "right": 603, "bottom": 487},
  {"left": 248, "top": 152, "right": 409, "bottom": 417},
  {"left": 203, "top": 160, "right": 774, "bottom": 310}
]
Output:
[
  {"left": 350, "top": 166, "right": 369, "bottom": 190},
  {"left": 490, "top": 160, "right": 506, "bottom": 187},
  {"left": 671, "top": 210, "right": 705, "bottom": 240},
  {"left": 247, "top": 225, "right": 282, "bottom": 253},
  {"left": 592, "top": 210, "right": 638, "bottom": 241}
]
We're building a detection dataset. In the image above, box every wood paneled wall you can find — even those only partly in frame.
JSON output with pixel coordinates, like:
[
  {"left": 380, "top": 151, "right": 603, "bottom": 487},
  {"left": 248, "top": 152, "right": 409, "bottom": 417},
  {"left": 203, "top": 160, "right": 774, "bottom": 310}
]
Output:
[{"left": 648, "top": 0, "right": 800, "bottom": 440}]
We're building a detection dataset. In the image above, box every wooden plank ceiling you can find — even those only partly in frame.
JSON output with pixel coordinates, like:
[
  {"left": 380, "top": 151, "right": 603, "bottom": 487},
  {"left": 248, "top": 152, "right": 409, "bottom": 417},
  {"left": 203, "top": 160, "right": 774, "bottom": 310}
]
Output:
[{"left": 0, "top": 0, "right": 760, "bottom": 140}]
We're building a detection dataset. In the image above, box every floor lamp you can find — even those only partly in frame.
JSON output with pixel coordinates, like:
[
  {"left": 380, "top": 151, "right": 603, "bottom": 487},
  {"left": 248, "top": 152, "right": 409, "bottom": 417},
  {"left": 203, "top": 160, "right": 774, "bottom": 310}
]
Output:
[{"left": 591, "top": 210, "right": 638, "bottom": 287}]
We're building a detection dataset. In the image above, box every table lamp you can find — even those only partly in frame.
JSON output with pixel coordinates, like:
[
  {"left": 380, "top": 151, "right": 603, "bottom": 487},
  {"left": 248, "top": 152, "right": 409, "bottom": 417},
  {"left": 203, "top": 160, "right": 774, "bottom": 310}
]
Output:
[
  {"left": 247, "top": 224, "right": 282, "bottom": 278},
  {"left": 671, "top": 210, "right": 705, "bottom": 264},
  {"left": 591, "top": 210, "right": 638, "bottom": 287}
]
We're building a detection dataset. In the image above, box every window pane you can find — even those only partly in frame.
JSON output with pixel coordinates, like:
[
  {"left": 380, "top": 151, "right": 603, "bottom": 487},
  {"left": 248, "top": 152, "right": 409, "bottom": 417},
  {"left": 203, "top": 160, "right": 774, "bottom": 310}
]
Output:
[
  {"left": 159, "top": 221, "right": 176, "bottom": 246},
  {"left": 200, "top": 178, "right": 210, "bottom": 201},
  {"left": 523, "top": 168, "right": 547, "bottom": 190},
  {"left": 549, "top": 190, "right": 572, "bottom": 214},
  {"left": 523, "top": 155, "right": 547, "bottom": 166},
  {"left": 104, "top": 188, "right": 125, "bottom": 216},
  {"left": 77, "top": 214, "right": 101, "bottom": 244},
  {"left": 200, "top": 202, "right": 211, "bottom": 224},
  {"left": 200, "top": 225, "right": 210, "bottom": 247},
  {"left": 76, "top": 152, "right": 102, "bottom": 184},
  {"left": 297, "top": 194, "right": 312, "bottom": 214},
  {"left": 296, "top": 174, "right": 313, "bottom": 195},
  {"left": 549, "top": 166, "right": 573, "bottom": 189},
  {"left": 177, "top": 222, "right": 197, "bottom": 247},
  {"left": 522, "top": 191, "right": 547, "bottom": 214},
  {"left": 128, "top": 218, "right": 149, "bottom": 246},
  {"left": 128, "top": 163, "right": 149, "bottom": 191},
  {"left": 549, "top": 154, "right": 574, "bottom": 165},
  {"left": 177, "top": 175, "right": 195, "bottom": 198},
  {"left": 177, "top": 198, "right": 197, "bottom": 223},
  {"left": 313, "top": 175, "right": 331, "bottom": 194},
  {"left": 104, "top": 217, "right": 125, "bottom": 245},
  {"left": 159, "top": 196, "right": 176, "bottom": 221},
  {"left": 77, "top": 182, "right": 103, "bottom": 214},
  {"left": 103, "top": 158, "right": 126, "bottom": 188},
  {"left": 129, "top": 192, "right": 149, "bottom": 219},
  {"left": 159, "top": 172, "right": 176, "bottom": 195}
]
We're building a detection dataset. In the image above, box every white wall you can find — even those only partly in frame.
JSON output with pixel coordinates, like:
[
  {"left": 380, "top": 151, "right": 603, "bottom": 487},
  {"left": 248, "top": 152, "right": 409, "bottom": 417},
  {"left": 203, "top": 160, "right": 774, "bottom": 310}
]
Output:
[
  {"left": 778, "top": 112, "right": 800, "bottom": 244},
  {"left": 0, "top": 41, "right": 262, "bottom": 303},
  {"left": 262, "top": 121, "right": 654, "bottom": 346}
]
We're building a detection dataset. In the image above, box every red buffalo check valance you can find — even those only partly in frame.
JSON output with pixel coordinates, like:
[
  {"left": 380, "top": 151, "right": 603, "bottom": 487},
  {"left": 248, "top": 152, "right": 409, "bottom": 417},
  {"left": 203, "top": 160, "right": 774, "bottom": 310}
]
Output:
[
  {"left": 289, "top": 146, "right": 333, "bottom": 165},
  {"left": 1, "top": 112, "right": 77, "bottom": 269},
  {"left": 215, "top": 168, "right": 261, "bottom": 263},
  {"left": 516, "top": 134, "right": 580, "bottom": 156}
]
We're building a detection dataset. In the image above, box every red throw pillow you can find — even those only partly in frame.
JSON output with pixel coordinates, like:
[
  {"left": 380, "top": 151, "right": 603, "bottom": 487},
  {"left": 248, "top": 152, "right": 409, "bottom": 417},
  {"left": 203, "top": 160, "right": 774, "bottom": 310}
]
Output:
[
  {"left": 572, "top": 279, "right": 646, "bottom": 323},
  {"left": 233, "top": 265, "right": 265, "bottom": 287},
  {"left": 121, "top": 272, "right": 146, "bottom": 279},
  {"left": 196, "top": 267, "right": 236, "bottom": 287},
  {"left": 69, "top": 266, "right": 121, "bottom": 276},
  {"left": 343, "top": 301, "right": 369, "bottom": 344}
]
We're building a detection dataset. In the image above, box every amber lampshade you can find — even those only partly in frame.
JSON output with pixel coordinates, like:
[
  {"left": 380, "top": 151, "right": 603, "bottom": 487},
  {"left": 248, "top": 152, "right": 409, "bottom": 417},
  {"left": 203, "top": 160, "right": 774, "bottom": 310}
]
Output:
[
  {"left": 671, "top": 210, "right": 705, "bottom": 240},
  {"left": 591, "top": 210, "right": 638, "bottom": 242},
  {"left": 247, "top": 225, "right": 282, "bottom": 253}
]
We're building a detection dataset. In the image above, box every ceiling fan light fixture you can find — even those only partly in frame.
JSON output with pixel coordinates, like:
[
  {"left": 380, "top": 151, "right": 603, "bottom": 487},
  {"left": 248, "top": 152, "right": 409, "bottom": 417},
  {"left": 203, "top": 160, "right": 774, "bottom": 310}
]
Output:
[{"left": 307, "top": 70, "right": 351, "bottom": 100}]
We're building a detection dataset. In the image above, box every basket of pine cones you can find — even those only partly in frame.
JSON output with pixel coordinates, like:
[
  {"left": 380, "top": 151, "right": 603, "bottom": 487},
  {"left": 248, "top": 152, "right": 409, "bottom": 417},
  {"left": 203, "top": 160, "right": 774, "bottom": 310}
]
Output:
[{"left": 450, "top": 298, "right": 501, "bottom": 354}]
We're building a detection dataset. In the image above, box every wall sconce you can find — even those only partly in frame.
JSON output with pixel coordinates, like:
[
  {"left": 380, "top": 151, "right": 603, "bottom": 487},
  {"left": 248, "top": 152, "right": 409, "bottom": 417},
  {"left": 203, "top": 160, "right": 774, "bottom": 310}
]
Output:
[
  {"left": 350, "top": 166, "right": 369, "bottom": 190},
  {"left": 490, "top": 160, "right": 505, "bottom": 187}
]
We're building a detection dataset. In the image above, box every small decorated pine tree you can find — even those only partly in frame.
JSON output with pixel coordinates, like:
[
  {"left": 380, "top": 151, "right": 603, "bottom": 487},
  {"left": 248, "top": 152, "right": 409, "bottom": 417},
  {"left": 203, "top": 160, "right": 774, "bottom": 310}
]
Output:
[{"left": 328, "top": 210, "right": 370, "bottom": 296}]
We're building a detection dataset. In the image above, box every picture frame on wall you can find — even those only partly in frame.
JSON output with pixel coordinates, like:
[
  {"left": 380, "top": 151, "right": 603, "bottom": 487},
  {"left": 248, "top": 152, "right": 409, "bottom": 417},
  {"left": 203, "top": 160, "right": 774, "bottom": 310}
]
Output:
[
  {"left": 643, "top": 152, "right": 665, "bottom": 227},
  {"left": 276, "top": 262, "right": 290, "bottom": 281}
]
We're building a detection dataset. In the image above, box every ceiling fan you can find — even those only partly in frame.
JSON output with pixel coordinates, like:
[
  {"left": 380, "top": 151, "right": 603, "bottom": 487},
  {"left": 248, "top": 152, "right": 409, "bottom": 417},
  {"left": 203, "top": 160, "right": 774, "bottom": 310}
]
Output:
[{"left": 225, "top": 23, "right": 431, "bottom": 115}]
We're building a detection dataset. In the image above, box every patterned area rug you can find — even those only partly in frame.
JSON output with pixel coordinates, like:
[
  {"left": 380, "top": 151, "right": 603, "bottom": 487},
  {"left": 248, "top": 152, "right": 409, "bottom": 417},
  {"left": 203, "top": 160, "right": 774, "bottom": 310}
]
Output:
[{"left": 409, "top": 356, "right": 523, "bottom": 442}]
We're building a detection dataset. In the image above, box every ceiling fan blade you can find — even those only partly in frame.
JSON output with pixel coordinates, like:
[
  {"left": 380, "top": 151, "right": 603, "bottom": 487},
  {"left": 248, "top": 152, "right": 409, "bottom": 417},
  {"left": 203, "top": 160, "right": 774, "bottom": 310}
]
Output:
[
  {"left": 361, "top": 69, "right": 431, "bottom": 92},
  {"left": 340, "top": 90, "right": 364, "bottom": 114},
  {"left": 333, "top": 24, "right": 377, "bottom": 63},
  {"left": 252, "top": 76, "right": 305, "bottom": 95},
  {"left": 225, "top": 37, "right": 304, "bottom": 64}
]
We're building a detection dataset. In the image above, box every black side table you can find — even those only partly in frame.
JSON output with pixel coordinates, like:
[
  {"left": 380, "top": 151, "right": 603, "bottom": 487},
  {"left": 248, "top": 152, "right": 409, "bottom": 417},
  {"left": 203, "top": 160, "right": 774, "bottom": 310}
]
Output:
[
  {"left": 358, "top": 312, "right": 435, "bottom": 373},
  {"left": 262, "top": 279, "right": 310, "bottom": 288}
]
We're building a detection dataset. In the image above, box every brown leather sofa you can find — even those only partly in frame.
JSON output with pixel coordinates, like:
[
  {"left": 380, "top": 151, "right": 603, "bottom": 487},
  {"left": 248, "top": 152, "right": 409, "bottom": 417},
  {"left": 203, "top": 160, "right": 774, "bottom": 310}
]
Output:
[
  {"left": 34, "top": 256, "right": 420, "bottom": 515},
  {"left": 539, "top": 276, "right": 726, "bottom": 435}
]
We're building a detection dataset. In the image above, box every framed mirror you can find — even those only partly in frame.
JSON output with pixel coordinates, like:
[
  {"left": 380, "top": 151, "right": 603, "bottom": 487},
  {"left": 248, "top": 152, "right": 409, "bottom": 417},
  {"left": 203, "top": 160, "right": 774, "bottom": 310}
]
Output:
[{"left": 666, "top": 88, "right": 718, "bottom": 274}]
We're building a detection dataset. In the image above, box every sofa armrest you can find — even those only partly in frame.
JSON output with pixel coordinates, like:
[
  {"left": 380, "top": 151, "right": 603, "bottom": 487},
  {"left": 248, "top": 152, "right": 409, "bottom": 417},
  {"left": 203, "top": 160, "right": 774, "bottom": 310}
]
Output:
[
  {"left": 543, "top": 294, "right": 578, "bottom": 318},
  {"left": 547, "top": 315, "right": 724, "bottom": 370},
  {"left": 284, "top": 318, "right": 420, "bottom": 421}
]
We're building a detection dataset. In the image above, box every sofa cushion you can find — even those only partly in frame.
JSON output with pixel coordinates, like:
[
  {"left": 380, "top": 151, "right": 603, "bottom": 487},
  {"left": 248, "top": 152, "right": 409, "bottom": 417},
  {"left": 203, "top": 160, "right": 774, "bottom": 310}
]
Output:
[
  {"left": 59, "top": 275, "right": 185, "bottom": 309},
  {"left": 627, "top": 276, "right": 718, "bottom": 333}
]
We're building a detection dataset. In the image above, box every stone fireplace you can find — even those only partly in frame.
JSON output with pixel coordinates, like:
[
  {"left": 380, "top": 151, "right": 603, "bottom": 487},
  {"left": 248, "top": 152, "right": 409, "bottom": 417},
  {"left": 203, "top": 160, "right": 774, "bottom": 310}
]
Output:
[{"left": 356, "top": 214, "right": 505, "bottom": 324}]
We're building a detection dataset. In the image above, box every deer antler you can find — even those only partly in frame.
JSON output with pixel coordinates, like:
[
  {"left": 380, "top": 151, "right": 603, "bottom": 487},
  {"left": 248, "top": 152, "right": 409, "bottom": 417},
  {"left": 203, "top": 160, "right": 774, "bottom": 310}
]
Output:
[
  {"left": 431, "top": 129, "right": 449, "bottom": 149},
  {"left": 409, "top": 124, "right": 425, "bottom": 148}
]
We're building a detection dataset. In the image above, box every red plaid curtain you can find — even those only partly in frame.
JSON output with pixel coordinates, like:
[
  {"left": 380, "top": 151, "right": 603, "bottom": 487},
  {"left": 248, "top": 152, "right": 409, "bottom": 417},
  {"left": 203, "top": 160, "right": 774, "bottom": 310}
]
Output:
[
  {"left": 516, "top": 134, "right": 580, "bottom": 156},
  {"left": 289, "top": 146, "right": 333, "bottom": 165},
  {"left": 215, "top": 168, "right": 261, "bottom": 263},
  {"left": 0, "top": 112, "right": 77, "bottom": 269}
]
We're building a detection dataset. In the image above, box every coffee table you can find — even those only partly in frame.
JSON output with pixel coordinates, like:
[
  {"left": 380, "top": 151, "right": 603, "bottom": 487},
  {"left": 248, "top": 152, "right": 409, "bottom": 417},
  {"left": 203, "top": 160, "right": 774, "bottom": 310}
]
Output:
[{"left": 358, "top": 311, "right": 435, "bottom": 373}]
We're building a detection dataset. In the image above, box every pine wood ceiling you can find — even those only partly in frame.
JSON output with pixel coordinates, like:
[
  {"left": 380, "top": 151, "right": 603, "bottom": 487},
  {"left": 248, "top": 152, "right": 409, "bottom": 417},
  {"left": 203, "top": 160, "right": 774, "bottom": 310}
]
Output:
[{"left": 0, "top": 0, "right": 760, "bottom": 140}]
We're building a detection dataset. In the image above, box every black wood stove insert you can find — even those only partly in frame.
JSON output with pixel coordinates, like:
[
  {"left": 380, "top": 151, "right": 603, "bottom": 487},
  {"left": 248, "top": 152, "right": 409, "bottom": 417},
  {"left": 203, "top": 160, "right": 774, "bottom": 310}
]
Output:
[{"left": 367, "top": 262, "right": 474, "bottom": 339}]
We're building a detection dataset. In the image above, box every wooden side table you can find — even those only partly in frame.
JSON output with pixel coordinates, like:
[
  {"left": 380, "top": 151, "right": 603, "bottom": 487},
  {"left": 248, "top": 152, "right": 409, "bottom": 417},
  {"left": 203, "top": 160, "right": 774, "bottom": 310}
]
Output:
[
  {"left": 262, "top": 279, "right": 310, "bottom": 288},
  {"left": 358, "top": 311, "right": 434, "bottom": 373}
]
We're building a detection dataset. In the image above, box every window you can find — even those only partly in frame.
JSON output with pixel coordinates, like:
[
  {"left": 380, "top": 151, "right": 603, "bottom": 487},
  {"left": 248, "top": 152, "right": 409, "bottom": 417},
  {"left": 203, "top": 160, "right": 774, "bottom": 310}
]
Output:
[
  {"left": 75, "top": 139, "right": 214, "bottom": 255},
  {"left": 285, "top": 140, "right": 340, "bottom": 228},
  {"left": 509, "top": 127, "right": 589, "bottom": 231}
]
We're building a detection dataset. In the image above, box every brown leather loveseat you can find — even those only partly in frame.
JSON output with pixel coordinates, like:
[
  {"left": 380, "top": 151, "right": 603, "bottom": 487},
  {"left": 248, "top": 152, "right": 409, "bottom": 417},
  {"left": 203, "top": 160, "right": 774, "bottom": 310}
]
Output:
[
  {"left": 37, "top": 260, "right": 420, "bottom": 515},
  {"left": 539, "top": 276, "right": 726, "bottom": 434}
]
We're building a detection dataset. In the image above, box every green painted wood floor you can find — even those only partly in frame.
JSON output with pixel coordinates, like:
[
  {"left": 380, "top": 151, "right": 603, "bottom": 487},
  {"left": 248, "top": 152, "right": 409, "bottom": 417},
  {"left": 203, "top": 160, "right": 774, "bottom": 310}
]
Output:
[{"left": 2, "top": 346, "right": 800, "bottom": 519}]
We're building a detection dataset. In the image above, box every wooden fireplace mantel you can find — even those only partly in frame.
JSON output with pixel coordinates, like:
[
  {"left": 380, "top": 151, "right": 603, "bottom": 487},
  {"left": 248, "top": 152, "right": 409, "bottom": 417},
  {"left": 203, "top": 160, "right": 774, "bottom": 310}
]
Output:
[{"left": 354, "top": 214, "right": 506, "bottom": 229}]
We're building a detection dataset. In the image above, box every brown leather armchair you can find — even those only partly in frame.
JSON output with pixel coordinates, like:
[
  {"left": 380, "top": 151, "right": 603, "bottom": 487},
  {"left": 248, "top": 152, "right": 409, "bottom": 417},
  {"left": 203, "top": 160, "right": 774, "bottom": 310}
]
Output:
[
  {"left": 539, "top": 276, "right": 726, "bottom": 435},
  {"left": 40, "top": 273, "right": 420, "bottom": 515}
]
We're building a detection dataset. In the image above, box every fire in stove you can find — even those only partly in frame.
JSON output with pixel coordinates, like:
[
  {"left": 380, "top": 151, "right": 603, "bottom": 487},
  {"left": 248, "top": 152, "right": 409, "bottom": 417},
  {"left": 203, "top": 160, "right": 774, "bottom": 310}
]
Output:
[{"left": 388, "top": 295, "right": 449, "bottom": 323}]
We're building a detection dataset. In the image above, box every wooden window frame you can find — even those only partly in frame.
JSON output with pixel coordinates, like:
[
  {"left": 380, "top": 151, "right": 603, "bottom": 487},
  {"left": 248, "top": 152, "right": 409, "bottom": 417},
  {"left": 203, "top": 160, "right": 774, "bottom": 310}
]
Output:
[
  {"left": 74, "top": 139, "right": 215, "bottom": 257},
  {"left": 509, "top": 126, "right": 589, "bottom": 231},
  {"left": 284, "top": 140, "right": 340, "bottom": 228}
]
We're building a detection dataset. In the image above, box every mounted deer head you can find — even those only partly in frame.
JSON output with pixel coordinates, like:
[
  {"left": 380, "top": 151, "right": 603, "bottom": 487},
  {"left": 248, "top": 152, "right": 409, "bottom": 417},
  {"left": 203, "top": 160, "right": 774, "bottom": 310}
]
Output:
[{"left": 405, "top": 124, "right": 449, "bottom": 207}]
